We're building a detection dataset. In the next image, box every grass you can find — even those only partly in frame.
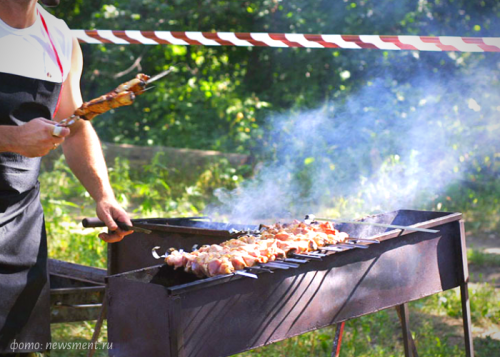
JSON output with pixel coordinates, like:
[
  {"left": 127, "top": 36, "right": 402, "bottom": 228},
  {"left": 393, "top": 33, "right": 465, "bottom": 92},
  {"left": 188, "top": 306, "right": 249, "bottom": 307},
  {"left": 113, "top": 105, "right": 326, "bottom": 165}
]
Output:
[
  {"left": 468, "top": 248, "right": 500, "bottom": 267},
  {"left": 50, "top": 321, "right": 109, "bottom": 357},
  {"left": 41, "top": 156, "right": 500, "bottom": 356}
]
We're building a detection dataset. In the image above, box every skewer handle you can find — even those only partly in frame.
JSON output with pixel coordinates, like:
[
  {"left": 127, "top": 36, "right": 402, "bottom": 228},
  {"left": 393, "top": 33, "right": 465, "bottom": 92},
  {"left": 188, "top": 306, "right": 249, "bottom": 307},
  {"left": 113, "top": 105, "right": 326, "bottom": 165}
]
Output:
[
  {"left": 81, "top": 218, "right": 152, "bottom": 234},
  {"left": 82, "top": 217, "right": 107, "bottom": 228}
]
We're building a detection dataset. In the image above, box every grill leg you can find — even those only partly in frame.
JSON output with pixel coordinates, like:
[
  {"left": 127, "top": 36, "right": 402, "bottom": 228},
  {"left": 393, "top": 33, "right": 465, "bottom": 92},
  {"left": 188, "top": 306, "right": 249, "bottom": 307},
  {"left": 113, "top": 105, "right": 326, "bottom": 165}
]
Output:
[
  {"left": 458, "top": 220, "right": 475, "bottom": 357},
  {"left": 87, "top": 293, "right": 108, "bottom": 357},
  {"left": 395, "top": 304, "right": 418, "bottom": 357},
  {"left": 331, "top": 322, "right": 345, "bottom": 357},
  {"left": 460, "top": 282, "right": 474, "bottom": 357}
]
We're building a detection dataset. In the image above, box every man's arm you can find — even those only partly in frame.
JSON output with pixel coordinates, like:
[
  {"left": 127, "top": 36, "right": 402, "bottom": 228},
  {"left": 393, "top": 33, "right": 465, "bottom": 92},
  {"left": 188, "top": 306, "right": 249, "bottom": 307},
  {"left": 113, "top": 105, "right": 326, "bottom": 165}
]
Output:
[
  {"left": 0, "top": 118, "right": 69, "bottom": 156},
  {"left": 55, "top": 37, "right": 132, "bottom": 243}
]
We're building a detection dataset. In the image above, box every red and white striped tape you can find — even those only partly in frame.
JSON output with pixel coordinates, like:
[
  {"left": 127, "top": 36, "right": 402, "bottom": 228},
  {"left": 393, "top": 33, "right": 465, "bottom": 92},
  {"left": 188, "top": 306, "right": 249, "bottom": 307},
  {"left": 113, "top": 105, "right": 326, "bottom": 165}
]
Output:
[{"left": 73, "top": 30, "right": 500, "bottom": 53}]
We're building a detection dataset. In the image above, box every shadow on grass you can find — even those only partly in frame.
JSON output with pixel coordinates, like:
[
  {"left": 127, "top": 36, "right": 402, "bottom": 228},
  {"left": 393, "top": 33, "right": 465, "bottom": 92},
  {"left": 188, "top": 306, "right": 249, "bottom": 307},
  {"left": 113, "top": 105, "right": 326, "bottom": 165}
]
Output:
[
  {"left": 474, "top": 336, "right": 500, "bottom": 357},
  {"left": 50, "top": 322, "right": 108, "bottom": 357}
]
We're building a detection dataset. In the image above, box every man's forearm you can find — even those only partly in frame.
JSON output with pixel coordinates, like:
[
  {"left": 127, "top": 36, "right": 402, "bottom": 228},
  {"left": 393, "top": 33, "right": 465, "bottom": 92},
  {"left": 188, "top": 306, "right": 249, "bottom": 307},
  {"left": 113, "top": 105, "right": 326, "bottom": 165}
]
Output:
[
  {"left": 0, "top": 125, "right": 17, "bottom": 152},
  {"left": 62, "top": 122, "right": 115, "bottom": 203}
]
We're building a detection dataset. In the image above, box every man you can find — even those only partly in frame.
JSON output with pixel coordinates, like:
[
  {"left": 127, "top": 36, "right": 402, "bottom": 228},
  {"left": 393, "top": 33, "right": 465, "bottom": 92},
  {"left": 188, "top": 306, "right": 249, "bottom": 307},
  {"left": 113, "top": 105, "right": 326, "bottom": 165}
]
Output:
[{"left": 0, "top": 0, "right": 133, "bottom": 354}]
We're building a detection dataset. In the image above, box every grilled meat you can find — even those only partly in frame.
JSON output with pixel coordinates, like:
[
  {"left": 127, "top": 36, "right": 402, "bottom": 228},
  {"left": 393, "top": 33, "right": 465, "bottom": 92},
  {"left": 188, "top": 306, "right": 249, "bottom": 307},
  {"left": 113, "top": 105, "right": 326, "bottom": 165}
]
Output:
[
  {"left": 165, "top": 220, "right": 349, "bottom": 278},
  {"left": 74, "top": 73, "right": 150, "bottom": 121}
]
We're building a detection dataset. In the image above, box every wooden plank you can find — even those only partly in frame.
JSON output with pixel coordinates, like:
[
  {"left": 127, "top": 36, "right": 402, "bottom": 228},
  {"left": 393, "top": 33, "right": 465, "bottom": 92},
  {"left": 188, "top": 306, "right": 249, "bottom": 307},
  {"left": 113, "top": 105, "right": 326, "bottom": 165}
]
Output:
[{"left": 49, "top": 259, "right": 107, "bottom": 285}]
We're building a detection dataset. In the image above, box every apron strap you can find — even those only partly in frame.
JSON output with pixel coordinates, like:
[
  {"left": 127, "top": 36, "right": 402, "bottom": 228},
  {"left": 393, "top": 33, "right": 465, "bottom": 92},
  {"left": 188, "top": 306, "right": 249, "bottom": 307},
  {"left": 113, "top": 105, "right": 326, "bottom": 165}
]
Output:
[{"left": 38, "top": 9, "right": 64, "bottom": 117}]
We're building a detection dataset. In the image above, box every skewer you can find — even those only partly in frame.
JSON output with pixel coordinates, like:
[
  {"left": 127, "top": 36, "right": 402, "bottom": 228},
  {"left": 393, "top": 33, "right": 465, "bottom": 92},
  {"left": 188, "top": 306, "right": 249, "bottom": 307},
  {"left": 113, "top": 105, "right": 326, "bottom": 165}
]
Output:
[
  {"left": 274, "top": 261, "right": 300, "bottom": 268},
  {"left": 261, "top": 262, "right": 290, "bottom": 270},
  {"left": 246, "top": 266, "right": 274, "bottom": 273},
  {"left": 291, "top": 253, "right": 322, "bottom": 261},
  {"left": 336, "top": 243, "right": 369, "bottom": 249},
  {"left": 320, "top": 246, "right": 344, "bottom": 252},
  {"left": 307, "top": 252, "right": 327, "bottom": 257},
  {"left": 347, "top": 237, "right": 380, "bottom": 244},
  {"left": 152, "top": 246, "right": 168, "bottom": 259},
  {"left": 234, "top": 240, "right": 371, "bottom": 277},
  {"left": 165, "top": 218, "right": 386, "bottom": 279},
  {"left": 308, "top": 216, "right": 439, "bottom": 234},
  {"left": 234, "top": 270, "right": 258, "bottom": 279}
]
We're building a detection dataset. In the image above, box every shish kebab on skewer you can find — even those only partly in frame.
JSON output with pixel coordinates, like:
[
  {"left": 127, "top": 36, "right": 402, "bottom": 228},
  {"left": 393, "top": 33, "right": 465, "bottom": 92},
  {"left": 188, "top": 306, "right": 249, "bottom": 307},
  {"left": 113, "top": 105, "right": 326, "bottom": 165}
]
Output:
[
  {"left": 56, "top": 69, "right": 173, "bottom": 128},
  {"left": 164, "top": 220, "right": 352, "bottom": 278}
]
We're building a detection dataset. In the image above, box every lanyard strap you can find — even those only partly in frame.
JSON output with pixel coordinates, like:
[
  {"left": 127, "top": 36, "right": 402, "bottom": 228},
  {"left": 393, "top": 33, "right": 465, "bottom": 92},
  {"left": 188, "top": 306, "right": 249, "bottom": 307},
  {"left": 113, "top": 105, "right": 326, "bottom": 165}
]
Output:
[
  {"left": 38, "top": 9, "right": 64, "bottom": 116},
  {"left": 38, "top": 9, "right": 64, "bottom": 79}
]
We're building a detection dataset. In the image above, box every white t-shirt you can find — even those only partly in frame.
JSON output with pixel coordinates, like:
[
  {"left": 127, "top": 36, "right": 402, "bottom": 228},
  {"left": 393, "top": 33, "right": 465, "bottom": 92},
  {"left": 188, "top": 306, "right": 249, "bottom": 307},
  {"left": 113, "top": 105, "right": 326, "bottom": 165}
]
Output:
[{"left": 0, "top": 3, "right": 73, "bottom": 83}]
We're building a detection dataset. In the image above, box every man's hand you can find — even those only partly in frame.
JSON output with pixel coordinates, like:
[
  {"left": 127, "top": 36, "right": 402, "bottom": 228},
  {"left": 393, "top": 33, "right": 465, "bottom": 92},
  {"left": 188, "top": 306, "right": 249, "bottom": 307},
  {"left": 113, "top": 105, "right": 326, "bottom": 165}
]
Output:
[
  {"left": 96, "top": 198, "right": 134, "bottom": 243},
  {"left": 12, "top": 118, "right": 70, "bottom": 157}
]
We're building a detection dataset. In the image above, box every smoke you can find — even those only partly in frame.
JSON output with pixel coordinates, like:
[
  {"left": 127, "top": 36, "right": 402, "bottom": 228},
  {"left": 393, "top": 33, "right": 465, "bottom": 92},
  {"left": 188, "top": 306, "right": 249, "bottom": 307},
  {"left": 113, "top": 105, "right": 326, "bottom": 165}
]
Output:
[{"left": 207, "top": 50, "right": 500, "bottom": 223}]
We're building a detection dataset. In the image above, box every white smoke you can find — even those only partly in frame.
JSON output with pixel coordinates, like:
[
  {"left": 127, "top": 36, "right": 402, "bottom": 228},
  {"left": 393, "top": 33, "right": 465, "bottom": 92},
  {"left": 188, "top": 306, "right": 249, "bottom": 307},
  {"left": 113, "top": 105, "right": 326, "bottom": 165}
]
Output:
[{"left": 208, "top": 53, "right": 500, "bottom": 223}]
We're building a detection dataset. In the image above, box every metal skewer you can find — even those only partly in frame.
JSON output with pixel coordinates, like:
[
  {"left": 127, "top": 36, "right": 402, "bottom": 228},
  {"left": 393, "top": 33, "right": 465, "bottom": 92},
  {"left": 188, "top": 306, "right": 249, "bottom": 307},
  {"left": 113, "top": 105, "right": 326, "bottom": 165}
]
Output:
[
  {"left": 151, "top": 246, "right": 167, "bottom": 259},
  {"left": 234, "top": 270, "right": 258, "bottom": 279},
  {"left": 347, "top": 237, "right": 380, "bottom": 244},
  {"left": 292, "top": 253, "right": 323, "bottom": 261},
  {"left": 261, "top": 262, "right": 290, "bottom": 270},
  {"left": 307, "top": 252, "right": 327, "bottom": 257},
  {"left": 336, "top": 243, "right": 369, "bottom": 249},
  {"left": 307, "top": 215, "right": 439, "bottom": 234},
  {"left": 58, "top": 115, "right": 80, "bottom": 127},
  {"left": 274, "top": 261, "right": 300, "bottom": 268},
  {"left": 56, "top": 68, "right": 173, "bottom": 129},
  {"left": 320, "top": 246, "right": 344, "bottom": 252},
  {"left": 246, "top": 266, "right": 274, "bottom": 273}
]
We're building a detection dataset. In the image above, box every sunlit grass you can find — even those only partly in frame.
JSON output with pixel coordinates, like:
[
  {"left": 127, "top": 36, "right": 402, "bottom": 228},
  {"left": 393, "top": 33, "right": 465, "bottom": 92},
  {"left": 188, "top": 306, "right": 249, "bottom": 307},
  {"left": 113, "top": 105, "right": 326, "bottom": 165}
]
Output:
[
  {"left": 51, "top": 321, "right": 108, "bottom": 357},
  {"left": 468, "top": 248, "right": 500, "bottom": 267}
]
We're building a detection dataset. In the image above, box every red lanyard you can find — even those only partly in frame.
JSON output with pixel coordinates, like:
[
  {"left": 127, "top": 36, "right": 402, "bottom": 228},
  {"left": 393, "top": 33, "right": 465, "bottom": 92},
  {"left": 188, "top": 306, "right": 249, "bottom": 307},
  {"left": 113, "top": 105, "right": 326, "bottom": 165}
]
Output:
[{"left": 38, "top": 9, "right": 64, "bottom": 116}]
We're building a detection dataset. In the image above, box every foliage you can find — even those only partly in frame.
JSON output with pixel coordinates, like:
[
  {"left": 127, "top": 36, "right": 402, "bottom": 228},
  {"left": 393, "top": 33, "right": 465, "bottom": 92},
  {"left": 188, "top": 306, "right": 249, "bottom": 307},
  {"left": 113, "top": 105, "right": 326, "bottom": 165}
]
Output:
[
  {"left": 415, "top": 284, "right": 500, "bottom": 325},
  {"left": 45, "top": 0, "right": 500, "bottom": 156},
  {"left": 40, "top": 154, "right": 247, "bottom": 266},
  {"left": 468, "top": 248, "right": 500, "bottom": 267},
  {"left": 43, "top": 0, "right": 500, "bottom": 226}
]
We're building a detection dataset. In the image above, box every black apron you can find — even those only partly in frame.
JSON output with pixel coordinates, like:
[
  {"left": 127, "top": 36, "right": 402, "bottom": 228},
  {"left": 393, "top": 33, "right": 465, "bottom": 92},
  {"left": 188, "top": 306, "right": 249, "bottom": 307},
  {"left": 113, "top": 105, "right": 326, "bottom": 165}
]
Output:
[{"left": 0, "top": 11, "right": 64, "bottom": 352}]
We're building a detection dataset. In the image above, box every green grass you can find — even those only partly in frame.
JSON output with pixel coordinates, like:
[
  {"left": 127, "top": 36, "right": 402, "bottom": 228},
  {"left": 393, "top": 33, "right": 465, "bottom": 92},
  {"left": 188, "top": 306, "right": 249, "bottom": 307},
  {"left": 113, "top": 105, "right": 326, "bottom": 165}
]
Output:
[
  {"left": 468, "top": 248, "right": 500, "bottom": 267},
  {"left": 50, "top": 321, "right": 109, "bottom": 357},
  {"left": 414, "top": 283, "right": 500, "bottom": 325}
]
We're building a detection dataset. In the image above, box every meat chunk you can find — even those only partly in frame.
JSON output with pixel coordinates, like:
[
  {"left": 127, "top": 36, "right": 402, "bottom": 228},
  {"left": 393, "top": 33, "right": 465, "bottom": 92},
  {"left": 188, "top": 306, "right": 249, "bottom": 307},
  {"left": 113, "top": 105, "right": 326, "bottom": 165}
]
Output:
[{"left": 165, "top": 220, "right": 349, "bottom": 278}]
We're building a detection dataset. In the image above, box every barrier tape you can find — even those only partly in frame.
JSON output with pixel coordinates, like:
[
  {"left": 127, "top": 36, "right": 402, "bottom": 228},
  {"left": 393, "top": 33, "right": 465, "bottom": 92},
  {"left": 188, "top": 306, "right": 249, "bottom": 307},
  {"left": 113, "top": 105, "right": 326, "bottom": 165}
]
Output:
[{"left": 73, "top": 30, "right": 500, "bottom": 53}]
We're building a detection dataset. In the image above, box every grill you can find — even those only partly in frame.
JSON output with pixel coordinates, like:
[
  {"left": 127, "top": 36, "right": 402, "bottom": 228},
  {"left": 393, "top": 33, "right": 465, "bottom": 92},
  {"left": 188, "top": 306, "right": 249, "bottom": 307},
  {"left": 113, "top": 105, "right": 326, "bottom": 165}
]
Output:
[
  {"left": 91, "top": 209, "right": 474, "bottom": 357},
  {"left": 106, "top": 217, "right": 257, "bottom": 276}
]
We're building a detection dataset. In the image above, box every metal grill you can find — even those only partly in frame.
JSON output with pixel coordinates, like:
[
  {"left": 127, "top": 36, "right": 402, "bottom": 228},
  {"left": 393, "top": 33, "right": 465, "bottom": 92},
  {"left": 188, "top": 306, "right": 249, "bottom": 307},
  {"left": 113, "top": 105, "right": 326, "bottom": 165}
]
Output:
[{"left": 100, "top": 210, "right": 474, "bottom": 357}]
